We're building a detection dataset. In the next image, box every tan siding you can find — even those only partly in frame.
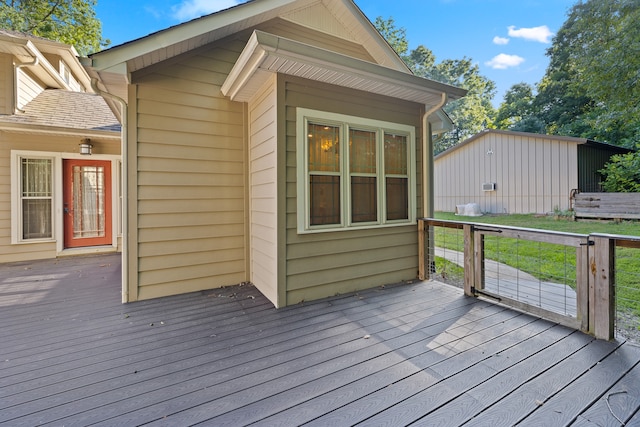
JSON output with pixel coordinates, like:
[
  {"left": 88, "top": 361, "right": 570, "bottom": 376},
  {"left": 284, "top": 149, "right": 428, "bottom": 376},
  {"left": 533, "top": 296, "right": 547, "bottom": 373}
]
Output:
[
  {"left": 259, "top": 18, "right": 376, "bottom": 63},
  {"left": 133, "top": 42, "right": 247, "bottom": 299},
  {"left": 0, "top": 54, "right": 13, "bottom": 114},
  {"left": 16, "top": 69, "right": 43, "bottom": 109},
  {"left": 248, "top": 74, "right": 278, "bottom": 305},
  {"left": 434, "top": 132, "right": 580, "bottom": 214},
  {"left": 283, "top": 76, "right": 423, "bottom": 305}
]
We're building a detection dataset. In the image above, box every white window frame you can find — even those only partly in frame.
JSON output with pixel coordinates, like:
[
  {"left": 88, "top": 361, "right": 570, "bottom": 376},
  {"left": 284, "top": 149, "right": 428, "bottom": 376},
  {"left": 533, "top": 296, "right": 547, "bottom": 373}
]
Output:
[
  {"left": 11, "top": 152, "right": 57, "bottom": 244},
  {"left": 296, "top": 108, "right": 416, "bottom": 234}
]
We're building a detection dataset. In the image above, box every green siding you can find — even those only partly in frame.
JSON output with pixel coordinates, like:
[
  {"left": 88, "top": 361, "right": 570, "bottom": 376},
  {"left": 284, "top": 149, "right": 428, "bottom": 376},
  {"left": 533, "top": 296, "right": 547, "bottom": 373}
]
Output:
[{"left": 282, "top": 76, "right": 424, "bottom": 305}]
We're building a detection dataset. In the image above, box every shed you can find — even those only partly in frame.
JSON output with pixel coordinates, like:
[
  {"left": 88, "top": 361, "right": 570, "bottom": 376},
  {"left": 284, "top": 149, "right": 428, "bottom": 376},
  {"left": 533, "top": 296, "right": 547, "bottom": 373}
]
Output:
[
  {"left": 434, "top": 129, "right": 631, "bottom": 215},
  {"left": 84, "top": 0, "right": 466, "bottom": 306}
]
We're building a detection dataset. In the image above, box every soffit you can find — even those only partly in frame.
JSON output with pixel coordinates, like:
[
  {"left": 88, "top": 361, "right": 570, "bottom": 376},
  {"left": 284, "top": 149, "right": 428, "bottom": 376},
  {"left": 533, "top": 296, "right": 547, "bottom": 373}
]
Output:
[{"left": 222, "top": 31, "right": 466, "bottom": 107}]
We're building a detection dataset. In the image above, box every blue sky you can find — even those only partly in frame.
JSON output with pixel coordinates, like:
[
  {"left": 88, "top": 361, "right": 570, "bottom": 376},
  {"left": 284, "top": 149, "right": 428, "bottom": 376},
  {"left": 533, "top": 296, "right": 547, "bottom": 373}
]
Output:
[{"left": 96, "top": 0, "right": 576, "bottom": 106}]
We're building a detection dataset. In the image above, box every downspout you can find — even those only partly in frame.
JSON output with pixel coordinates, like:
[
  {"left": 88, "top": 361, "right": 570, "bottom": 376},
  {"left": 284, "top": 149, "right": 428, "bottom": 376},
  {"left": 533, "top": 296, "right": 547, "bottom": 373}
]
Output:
[
  {"left": 91, "top": 78, "right": 129, "bottom": 303},
  {"left": 14, "top": 57, "right": 39, "bottom": 113},
  {"left": 422, "top": 93, "right": 447, "bottom": 218}
]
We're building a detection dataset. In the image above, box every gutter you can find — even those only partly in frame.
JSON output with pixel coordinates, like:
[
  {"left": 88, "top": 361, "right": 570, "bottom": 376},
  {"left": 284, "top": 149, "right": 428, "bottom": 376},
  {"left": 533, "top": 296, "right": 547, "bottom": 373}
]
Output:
[
  {"left": 91, "top": 78, "right": 129, "bottom": 303},
  {"left": 423, "top": 94, "right": 447, "bottom": 218}
]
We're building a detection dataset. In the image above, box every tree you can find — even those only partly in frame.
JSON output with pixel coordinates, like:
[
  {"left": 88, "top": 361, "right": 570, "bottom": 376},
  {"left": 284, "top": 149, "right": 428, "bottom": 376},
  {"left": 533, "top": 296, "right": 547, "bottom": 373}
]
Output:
[
  {"left": 535, "top": 0, "right": 640, "bottom": 147},
  {"left": 374, "top": 17, "right": 496, "bottom": 154},
  {"left": 0, "top": 0, "right": 107, "bottom": 55},
  {"left": 495, "top": 82, "right": 546, "bottom": 133}
]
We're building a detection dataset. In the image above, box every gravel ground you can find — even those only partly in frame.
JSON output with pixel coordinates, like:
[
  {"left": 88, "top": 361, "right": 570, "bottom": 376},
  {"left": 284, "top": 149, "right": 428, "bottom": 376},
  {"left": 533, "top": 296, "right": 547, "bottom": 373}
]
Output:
[{"left": 617, "top": 311, "right": 640, "bottom": 345}]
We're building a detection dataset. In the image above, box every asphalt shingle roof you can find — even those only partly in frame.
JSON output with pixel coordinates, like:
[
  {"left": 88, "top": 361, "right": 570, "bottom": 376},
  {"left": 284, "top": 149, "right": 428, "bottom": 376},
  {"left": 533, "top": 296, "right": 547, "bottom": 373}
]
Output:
[{"left": 0, "top": 89, "right": 121, "bottom": 132}]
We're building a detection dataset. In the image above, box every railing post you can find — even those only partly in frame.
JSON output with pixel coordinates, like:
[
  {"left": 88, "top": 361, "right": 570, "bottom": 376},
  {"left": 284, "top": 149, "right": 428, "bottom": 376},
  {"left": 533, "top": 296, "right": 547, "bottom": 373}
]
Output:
[
  {"left": 418, "top": 219, "right": 426, "bottom": 281},
  {"left": 463, "top": 224, "right": 474, "bottom": 296},
  {"left": 474, "top": 229, "right": 485, "bottom": 294},
  {"left": 591, "top": 235, "right": 615, "bottom": 340}
]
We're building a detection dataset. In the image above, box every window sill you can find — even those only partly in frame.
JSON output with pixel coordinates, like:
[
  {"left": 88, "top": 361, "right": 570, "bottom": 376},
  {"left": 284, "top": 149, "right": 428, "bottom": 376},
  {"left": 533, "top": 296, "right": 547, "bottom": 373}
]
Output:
[{"left": 298, "top": 220, "right": 416, "bottom": 235}]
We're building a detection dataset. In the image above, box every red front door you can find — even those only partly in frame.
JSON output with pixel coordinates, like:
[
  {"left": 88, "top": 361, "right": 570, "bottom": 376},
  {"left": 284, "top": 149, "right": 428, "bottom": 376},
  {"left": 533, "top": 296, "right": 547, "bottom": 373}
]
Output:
[{"left": 63, "top": 159, "right": 112, "bottom": 248}]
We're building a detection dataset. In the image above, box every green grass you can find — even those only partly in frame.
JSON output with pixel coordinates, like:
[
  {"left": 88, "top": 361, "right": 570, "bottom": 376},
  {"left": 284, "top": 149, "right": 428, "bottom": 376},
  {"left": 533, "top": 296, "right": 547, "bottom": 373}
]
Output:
[
  {"left": 434, "top": 212, "right": 640, "bottom": 236},
  {"left": 432, "top": 258, "right": 465, "bottom": 288},
  {"left": 432, "top": 212, "right": 640, "bottom": 317}
]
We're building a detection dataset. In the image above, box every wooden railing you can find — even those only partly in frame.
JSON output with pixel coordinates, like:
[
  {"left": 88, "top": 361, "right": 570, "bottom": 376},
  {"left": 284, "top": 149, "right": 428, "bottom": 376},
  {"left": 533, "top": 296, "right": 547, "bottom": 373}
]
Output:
[{"left": 418, "top": 219, "right": 637, "bottom": 340}]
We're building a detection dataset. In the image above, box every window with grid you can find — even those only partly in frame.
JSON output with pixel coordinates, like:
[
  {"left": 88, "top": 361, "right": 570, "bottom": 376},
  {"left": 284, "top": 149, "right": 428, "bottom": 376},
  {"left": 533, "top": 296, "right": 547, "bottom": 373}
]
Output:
[
  {"left": 20, "top": 158, "right": 53, "bottom": 240},
  {"left": 298, "top": 108, "right": 415, "bottom": 233}
]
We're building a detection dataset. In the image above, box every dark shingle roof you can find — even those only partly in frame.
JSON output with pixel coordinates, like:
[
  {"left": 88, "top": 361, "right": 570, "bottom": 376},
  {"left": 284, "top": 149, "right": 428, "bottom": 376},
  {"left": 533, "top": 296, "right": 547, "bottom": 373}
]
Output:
[{"left": 0, "top": 89, "right": 121, "bottom": 132}]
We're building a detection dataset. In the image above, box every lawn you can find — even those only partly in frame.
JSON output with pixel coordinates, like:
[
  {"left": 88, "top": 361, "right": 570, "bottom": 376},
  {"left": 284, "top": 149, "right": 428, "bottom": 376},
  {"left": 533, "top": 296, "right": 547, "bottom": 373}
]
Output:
[{"left": 430, "top": 212, "right": 640, "bottom": 324}]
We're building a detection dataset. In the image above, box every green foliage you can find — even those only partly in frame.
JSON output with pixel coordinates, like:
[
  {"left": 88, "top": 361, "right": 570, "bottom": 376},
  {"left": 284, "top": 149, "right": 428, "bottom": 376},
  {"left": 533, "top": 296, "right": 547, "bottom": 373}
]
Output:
[
  {"left": 495, "top": 82, "right": 545, "bottom": 133},
  {"left": 373, "top": 17, "right": 496, "bottom": 154},
  {"left": 429, "top": 58, "right": 496, "bottom": 153},
  {"left": 0, "top": 0, "right": 108, "bottom": 55},
  {"left": 533, "top": 0, "right": 640, "bottom": 146},
  {"left": 599, "top": 150, "right": 640, "bottom": 192},
  {"left": 374, "top": 17, "right": 408, "bottom": 57}
]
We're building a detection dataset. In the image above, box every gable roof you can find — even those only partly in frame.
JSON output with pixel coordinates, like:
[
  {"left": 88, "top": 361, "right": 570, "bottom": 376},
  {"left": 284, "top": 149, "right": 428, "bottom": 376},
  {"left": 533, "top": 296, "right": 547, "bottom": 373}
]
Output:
[
  {"left": 0, "top": 89, "right": 121, "bottom": 137},
  {"left": 85, "top": 0, "right": 466, "bottom": 108},
  {"left": 0, "top": 29, "right": 91, "bottom": 91},
  {"left": 435, "top": 129, "right": 632, "bottom": 160}
]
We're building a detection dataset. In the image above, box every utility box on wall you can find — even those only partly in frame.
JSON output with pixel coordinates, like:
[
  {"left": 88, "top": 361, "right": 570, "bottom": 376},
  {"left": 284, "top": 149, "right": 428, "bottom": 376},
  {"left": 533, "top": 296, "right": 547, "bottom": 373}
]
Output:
[{"left": 482, "top": 182, "right": 496, "bottom": 191}]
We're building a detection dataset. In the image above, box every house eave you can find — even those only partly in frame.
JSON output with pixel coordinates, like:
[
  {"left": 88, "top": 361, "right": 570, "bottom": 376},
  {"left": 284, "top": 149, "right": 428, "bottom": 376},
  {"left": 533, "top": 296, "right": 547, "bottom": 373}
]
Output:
[
  {"left": 0, "top": 121, "right": 121, "bottom": 139},
  {"left": 222, "top": 30, "right": 466, "bottom": 107},
  {"left": 86, "top": 0, "right": 412, "bottom": 88}
]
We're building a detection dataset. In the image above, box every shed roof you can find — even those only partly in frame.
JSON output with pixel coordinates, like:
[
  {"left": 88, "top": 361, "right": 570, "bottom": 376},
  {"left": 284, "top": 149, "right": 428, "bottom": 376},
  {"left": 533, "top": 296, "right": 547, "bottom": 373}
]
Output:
[{"left": 435, "top": 129, "right": 632, "bottom": 160}]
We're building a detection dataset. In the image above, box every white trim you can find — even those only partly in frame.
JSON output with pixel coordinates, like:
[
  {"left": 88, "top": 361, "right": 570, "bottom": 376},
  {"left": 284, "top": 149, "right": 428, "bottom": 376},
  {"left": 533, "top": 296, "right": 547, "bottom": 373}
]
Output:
[
  {"left": 222, "top": 30, "right": 466, "bottom": 105},
  {"left": 11, "top": 150, "right": 121, "bottom": 253},
  {"left": 11, "top": 153, "right": 55, "bottom": 244},
  {"left": 296, "top": 108, "right": 416, "bottom": 234}
]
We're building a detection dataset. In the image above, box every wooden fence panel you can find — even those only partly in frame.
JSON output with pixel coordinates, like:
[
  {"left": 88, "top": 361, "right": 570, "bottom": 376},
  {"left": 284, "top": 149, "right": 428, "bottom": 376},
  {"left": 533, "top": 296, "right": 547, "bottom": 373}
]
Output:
[{"left": 574, "top": 192, "right": 640, "bottom": 220}]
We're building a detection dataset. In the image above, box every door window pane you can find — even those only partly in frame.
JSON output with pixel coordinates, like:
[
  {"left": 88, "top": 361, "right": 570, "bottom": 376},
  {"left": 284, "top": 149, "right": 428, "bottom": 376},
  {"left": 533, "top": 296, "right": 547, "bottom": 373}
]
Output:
[
  {"left": 73, "top": 166, "right": 106, "bottom": 238},
  {"left": 21, "top": 158, "right": 52, "bottom": 239}
]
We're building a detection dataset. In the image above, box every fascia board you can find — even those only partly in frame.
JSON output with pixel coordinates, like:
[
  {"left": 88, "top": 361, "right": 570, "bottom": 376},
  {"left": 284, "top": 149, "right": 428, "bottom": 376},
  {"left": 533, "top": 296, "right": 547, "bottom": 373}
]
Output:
[
  {"left": 0, "top": 121, "right": 121, "bottom": 139},
  {"left": 223, "top": 30, "right": 467, "bottom": 103},
  {"left": 22, "top": 41, "right": 70, "bottom": 89},
  {"left": 88, "top": 0, "right": 300, "bottom": 73}
]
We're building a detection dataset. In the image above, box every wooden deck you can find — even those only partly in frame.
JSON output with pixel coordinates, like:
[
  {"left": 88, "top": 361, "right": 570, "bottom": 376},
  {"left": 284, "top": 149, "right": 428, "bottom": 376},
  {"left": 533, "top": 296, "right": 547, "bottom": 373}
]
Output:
[{"left": 1, "top": 254, "right": 640, "bottom": 426}]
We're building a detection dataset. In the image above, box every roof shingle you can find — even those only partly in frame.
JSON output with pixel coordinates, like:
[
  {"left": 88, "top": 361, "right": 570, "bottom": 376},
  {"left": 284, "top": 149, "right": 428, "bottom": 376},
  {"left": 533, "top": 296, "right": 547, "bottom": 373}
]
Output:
[{"left": 0, "top": 89, "right": 121, "bottom": 132}]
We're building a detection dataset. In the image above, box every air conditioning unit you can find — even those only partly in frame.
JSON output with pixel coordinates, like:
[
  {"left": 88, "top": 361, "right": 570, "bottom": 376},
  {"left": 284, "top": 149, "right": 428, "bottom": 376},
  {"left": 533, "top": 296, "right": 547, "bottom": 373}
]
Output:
[{"left": 482, "top": 182, "right": 497, "bottom": 191}]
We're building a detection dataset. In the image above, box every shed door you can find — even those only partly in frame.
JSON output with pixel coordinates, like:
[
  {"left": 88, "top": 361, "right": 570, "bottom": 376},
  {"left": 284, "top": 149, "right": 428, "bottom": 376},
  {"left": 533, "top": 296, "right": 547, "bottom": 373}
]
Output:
[{"left": 63, "top": 159, "right": 112, "bottom": 248}]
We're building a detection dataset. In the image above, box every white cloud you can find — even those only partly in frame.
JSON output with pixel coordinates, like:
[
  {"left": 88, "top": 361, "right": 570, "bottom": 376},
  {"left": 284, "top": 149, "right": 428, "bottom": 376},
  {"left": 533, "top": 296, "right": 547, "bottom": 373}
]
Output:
[
  {"left": 171, "top": 0, "right": 243, "bottom": 21},
  {"left": 507, "top": 25, "right": 553, "bottom": 43},
  {"left": 493, "top": 36, "right": 510, "bottom": 45},
  {"left": 485, "top": 53, "right": 525, "bottom": 70}
]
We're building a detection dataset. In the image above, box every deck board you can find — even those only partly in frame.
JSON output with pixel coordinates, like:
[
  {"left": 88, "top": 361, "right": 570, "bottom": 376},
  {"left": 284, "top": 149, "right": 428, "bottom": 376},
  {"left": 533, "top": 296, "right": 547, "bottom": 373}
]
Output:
[{"left": 1, "top": 253, "right": 639, "bottom": 426}]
